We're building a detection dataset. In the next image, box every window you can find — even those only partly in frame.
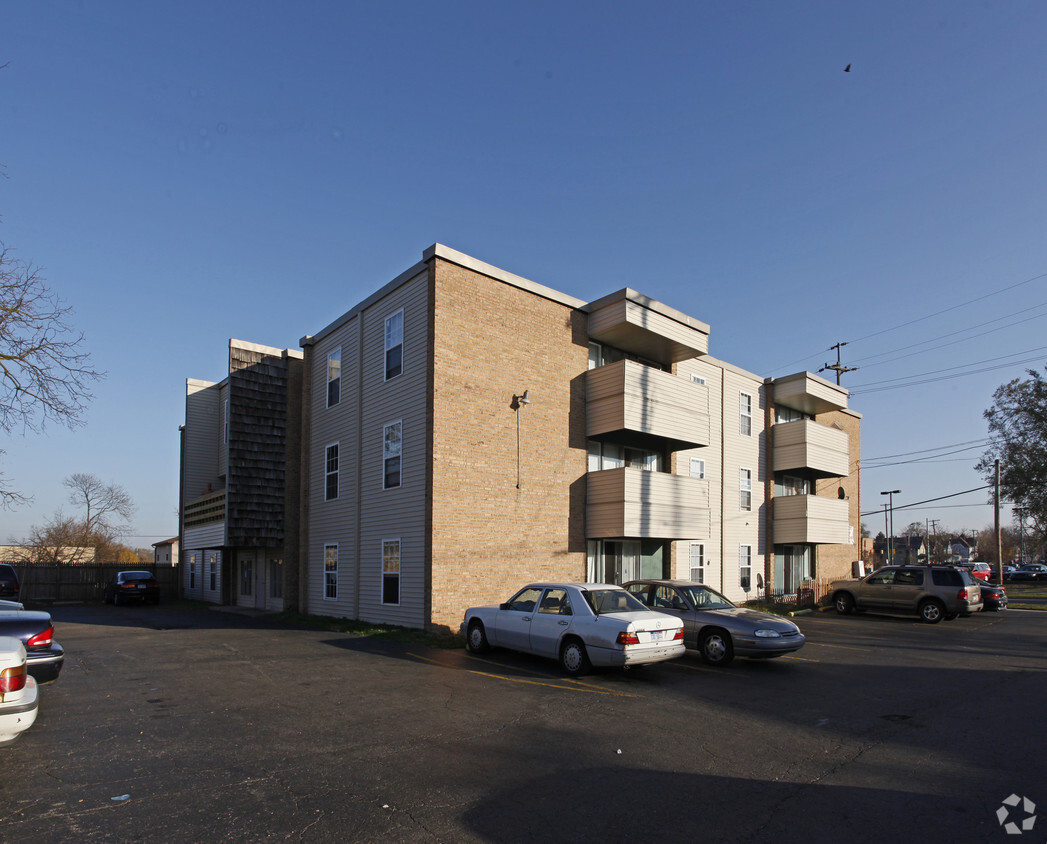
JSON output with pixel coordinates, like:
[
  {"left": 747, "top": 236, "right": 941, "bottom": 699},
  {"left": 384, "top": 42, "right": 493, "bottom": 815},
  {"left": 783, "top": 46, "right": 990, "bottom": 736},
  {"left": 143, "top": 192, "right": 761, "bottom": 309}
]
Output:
[
  {"left": 538, "top": 588, "right": 570, "bottom": 615},
  {"left": 383, "top": 422, "right": 402, "bottom": 489},
  {"left": 508, "top": 586, "right": 543, "bottom": 612},
  {"left": 382, "top": 540, "right": 400, "bottom": 605},
  {"left": 269, "top": 558, "right": 283, "bottom": 599},
  {"left": 740, "top": 392, "right": 753, "bottom": 436},
  {"left": 188, "top": 553, "right": 197, "bottom": 589},
  {"left": 324, "top": 544, "right": 338, "bottom": 599},
  {"left": 781, "top": 475, "right": 807, "bottom": 496},
  {"left": 208, "top": 552, "right": 218, "bottom": 591},
  {"left": 739, "top": 545, "right": 752, "bottom": 591},
  {"left": 690, "top": 374, "right": 706, "bottom": 386},
  {"left": 740, "top": 468, "right": 752, "bottom": 511},
  {"left": 587, "top": 441, "right": 660, "bottom": 472},
  {"left": 689, "top": 458, "right": 705, "bottom": 479},
  {"left": 385, "top": 310, "right": 404, "bottom": 380},
  {"left": 689, "top": 543, "right": 705, "bottom": 584},
  {"left": 240, "top": 558, "right": 253, "bottom": 596},
  {"left": 776, "top": 406, "right": 809, "bottom": 423},
  {"left": 327, "top": 348, "right": 341, "bottom": 407},
  {"left": 325, "top": 443, "right": 339, "bottom": 501}
]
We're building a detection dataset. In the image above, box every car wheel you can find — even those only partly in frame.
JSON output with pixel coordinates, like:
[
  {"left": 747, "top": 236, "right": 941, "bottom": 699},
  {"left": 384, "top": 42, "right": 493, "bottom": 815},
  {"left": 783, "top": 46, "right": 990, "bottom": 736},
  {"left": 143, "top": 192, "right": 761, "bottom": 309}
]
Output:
[
  {"left": 466, "top": 621, "right": 490, "bottom": 654},
  {"left": 559, "top": 638, "right": 591, "bottom": 677},
  {"left": 834, "top": 592, "right": 855, "bottom": 615},
  {"left": 700, "top": 629, "right": 734, "bottom": 667},
  {"left": 919, "top": 599, "right": 945, "bottom": 624}
]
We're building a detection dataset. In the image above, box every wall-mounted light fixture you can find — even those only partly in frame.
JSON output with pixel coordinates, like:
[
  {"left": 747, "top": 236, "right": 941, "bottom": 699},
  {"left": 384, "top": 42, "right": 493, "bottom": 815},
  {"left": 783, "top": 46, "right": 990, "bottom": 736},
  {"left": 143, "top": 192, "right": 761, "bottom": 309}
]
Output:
[{"left": 513, "top": 390, "right": 531, "bottom": 488}]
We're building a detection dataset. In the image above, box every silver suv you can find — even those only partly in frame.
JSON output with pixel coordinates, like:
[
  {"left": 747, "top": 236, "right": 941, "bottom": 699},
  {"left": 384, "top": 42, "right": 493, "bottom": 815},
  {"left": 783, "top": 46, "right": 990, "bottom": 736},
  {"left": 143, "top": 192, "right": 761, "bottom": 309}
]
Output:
[{"left": 830, "top": 565, "right": 983, "bottom": 624}]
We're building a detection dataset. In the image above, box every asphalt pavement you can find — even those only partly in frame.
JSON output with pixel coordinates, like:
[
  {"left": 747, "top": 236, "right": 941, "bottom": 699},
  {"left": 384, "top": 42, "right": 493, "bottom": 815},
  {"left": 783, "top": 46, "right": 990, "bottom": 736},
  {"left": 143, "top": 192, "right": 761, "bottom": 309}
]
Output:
[{"left": 2, "top": 601, "right": 1044, "bottom": 843}]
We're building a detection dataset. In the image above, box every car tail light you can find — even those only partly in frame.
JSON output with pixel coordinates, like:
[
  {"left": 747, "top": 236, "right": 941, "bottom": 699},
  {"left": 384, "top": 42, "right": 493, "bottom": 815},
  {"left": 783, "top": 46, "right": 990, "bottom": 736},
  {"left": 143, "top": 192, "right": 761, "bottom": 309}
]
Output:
[
  {"left": 616, "top": 631, "right": 641, "bottom": 645},
  {"left": 672, "top": 628, "right": 684, "bottom": 640},
  {"left": 26, "top": 626, "right": 54, "bottom": 650},
  {"left": 0, "top": 663, "right": 27, "bottom": 698}
]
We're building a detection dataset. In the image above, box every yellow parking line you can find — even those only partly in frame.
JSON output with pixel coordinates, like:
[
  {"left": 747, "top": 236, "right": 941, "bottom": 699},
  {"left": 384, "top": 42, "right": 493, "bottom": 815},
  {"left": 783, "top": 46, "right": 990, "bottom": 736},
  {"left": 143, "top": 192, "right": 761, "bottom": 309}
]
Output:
[
  {"left": 781, "top": 654, "right": 818, "bottom": 662},
  {"left": 407, "top": 652, "right": 641, "bottom": 697},
  {"left": 669, "top": 660, "right": 744, "bottom": 676},
  {"left": 805, "top": 642, "right": 871, "bottom": 651}
]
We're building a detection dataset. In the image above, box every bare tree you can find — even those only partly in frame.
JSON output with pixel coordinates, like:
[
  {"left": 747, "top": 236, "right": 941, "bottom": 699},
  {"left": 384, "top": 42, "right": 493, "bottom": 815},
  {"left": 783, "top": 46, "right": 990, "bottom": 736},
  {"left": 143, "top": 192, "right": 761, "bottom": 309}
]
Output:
[
  {"left": 19, "top": 474, "right": 136, "bottom": 563},
  {"left": 0, "top": 242, "right": 103, "bottom": 506}
]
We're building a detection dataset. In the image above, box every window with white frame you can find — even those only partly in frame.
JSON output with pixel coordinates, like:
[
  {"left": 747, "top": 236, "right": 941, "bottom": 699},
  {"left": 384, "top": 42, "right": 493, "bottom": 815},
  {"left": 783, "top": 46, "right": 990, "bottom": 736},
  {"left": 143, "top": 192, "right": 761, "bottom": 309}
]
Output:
[
  {"left": 740, "top": 392, "right": 753, "bottom": 436},
  {"left": 740, "top": 468, "right": 752, "bottom": 511},
  {"left": 739, "top": 545, "right": 752, "bottom": 591},
  {"left": 689, "top": 458, "right": 706, "bottom": 479},
  {"left": 324, "top": 544, "right": 338, "bottom": 599},
  {"left": 327, "top": 348, "right": 341, "bottom": 407},
  {"left": 382, "top": 539, "right": 400, "bottom": 605},
  {"left": 240, "top": 557, "right": 253, "bottom": 596},
  {"left": 188, "top": 553, "right": 197, "bottom": 589},
  {"left": 208, "top": 552, "right": 218, "bottom": 591},
  {"left": 689, "top": 542, "right": 705, "bottom": 583},
  {"left": 325, "top": 443, "right": 339, "bottom": 501},
  {"left": 384, "top": 310, "right": 404, "bottom": 380},
  {"left": 269, "top": 558, "right": 283, "bottom": 599},
  {"left": 690, "top": 374, "right": 706, "bottom": 386},
  {"left": 383, "top": 422, "right": 402, "bottom": 489}
]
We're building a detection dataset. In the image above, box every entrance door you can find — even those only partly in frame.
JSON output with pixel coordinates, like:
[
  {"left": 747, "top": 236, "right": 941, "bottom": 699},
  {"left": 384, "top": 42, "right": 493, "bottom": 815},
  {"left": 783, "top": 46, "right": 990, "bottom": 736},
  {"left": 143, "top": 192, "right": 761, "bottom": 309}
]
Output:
[{"left": 237, "top": 551, "right": 258, "bottom": 608}]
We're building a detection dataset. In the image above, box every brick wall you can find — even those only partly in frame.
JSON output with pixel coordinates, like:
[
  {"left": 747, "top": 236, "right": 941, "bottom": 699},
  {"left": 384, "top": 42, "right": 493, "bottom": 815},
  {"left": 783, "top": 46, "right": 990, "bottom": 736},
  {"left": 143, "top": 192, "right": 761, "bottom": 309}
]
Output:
[{"left": 427, "top": 259, "right": 588, "bottom": 630}]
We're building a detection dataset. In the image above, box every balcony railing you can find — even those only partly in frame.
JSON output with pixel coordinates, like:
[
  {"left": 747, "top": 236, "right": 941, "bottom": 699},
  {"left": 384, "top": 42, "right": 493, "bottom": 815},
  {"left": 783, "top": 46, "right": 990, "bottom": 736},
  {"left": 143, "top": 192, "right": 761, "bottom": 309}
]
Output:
[
  {"left": 587, "top": 359, "right": 710, "bottom": 451},
  {"left": 773, "top": 419, "right": 849, "bottom": 477},
  {"left": 772, "top": 494, "right": 850, "bottom": 545},
  {"left": 587, "top": 467, "right": 710, "bottom": 539},
  {"left": 184, "top": 489, "right": 226, "bottom": 528}
]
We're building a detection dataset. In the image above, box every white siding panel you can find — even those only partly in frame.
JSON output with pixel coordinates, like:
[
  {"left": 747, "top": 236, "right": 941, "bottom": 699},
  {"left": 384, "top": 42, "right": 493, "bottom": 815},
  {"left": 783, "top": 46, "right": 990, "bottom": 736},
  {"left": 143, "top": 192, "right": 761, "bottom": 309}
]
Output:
[
  {"left": 184, "top": 380, "right": 221, "bottom": 503},
  {"left": 184, "top": 523, "right": 225, "bottom": 549}
]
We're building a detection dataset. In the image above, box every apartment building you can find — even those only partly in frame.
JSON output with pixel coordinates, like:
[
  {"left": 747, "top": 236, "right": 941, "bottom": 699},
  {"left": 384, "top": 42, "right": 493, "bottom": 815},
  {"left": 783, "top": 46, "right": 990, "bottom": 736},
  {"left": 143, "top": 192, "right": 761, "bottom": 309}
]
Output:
[{"left": 179, "top": 244, "right": 860, "bottom": 631}]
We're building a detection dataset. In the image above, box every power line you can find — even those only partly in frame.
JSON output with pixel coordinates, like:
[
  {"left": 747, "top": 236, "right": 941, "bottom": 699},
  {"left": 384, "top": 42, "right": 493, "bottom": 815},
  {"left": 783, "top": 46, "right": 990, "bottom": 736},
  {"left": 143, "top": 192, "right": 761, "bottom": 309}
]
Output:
[
  {"left": 848, "top": 350, "right": 1047, "bottom": 395},
  {"left": 859, "top": 484, "right": 990, "bottom": 519}
]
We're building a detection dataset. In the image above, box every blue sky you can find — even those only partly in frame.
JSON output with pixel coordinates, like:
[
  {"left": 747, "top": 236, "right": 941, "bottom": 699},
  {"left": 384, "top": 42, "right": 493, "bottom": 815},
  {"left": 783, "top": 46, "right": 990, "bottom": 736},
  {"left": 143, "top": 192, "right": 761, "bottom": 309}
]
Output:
[{"left": 2, "top": 1, "right": 1045, "bottom": 548}]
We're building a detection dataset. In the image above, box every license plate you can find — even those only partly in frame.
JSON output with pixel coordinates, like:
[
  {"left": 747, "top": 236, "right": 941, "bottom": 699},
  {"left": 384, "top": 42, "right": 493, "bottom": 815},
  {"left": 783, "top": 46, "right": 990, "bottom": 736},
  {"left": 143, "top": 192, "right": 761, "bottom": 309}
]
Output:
[
  {"left": 137, "top": 584, "right": 145, "bottom": 589},
  {"left": 649, "top": 630, "right": 664, "bottom": 641}
]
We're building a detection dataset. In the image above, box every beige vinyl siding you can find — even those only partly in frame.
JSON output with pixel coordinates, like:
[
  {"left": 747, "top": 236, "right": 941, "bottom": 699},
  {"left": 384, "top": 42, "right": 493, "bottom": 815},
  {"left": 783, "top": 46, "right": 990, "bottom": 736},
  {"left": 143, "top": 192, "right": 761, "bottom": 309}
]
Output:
[
  {"left": 773, "top": 372, "right": 848, "bottom": 415},
  {"left": 588, "top": 293, "right": 710, "bottom": 362},
  {"left": 357, "top": 273, "right": 428, "bottom": 627},
  {"left": 719, "top": 369, "right": 766, "bottom": 601},
  {"left": 307, "top": 313, "right": 361, "bottom": 618},
  {"left": 218, "top": 383, "right": 229, "bottom": 478},
  {"left": 184, "top": 379, "right": 222, "bottom": 505},
  {"left": 183, "top": 523, "right": 225, "bottom": 549},
  {"left": 304, "top": 270, "right": 429, "bottom": 627}
]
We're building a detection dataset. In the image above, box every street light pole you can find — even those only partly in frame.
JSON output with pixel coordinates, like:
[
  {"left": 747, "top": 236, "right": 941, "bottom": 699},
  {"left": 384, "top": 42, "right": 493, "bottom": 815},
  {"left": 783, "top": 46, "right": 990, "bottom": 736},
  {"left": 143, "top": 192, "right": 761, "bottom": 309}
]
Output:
[{"left": 881, "top": 489, "right": 901, "bottom": 565}]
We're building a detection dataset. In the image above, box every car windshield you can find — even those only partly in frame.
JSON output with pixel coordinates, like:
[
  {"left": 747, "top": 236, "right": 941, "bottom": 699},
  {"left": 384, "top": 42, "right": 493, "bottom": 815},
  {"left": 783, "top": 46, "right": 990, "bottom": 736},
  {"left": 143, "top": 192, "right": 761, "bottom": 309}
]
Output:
[
  {"left": 678, "top": 585, "right": 735, "bottom": 610},
  {"left": 584, "top": 589, "right": 648, "bottom": 614}
]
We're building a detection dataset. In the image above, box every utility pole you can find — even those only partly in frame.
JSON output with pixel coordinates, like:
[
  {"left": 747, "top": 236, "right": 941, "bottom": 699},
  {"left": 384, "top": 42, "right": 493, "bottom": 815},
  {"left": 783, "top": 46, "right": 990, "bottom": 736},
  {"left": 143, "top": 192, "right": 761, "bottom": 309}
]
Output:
[
  {"left": 820, "top": 342, "right": 858, "bottom": 386},
  {"left": 995, "top": 460, "right": 1003, "bottom": 581},
  {"left": 927, "top": 518, "right": 939, "bottom": 564}
]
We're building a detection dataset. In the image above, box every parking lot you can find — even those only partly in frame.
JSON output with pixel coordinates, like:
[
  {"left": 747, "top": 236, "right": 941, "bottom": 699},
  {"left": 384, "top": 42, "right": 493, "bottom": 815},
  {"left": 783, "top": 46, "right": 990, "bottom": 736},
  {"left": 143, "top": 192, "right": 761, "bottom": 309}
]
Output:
[{"left": 3, "top": 602, "right": 1044, "bottom": 843}]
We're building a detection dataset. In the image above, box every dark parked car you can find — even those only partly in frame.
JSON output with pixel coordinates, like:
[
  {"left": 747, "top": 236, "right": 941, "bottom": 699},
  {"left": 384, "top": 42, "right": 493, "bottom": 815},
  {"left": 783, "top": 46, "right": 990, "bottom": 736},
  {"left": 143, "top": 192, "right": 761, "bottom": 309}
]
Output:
[
  {"left": 105, "top": 570, "right": 161, "bottom": 606},
  {"left": 978, "top": 581, "right": 1007, "bottom": 611},
  {"left": 1009, "top": 564, "right": 1047, "bottom": 582},
  {"left": 623, "top": 579, "right": 805, "bottom": 666},
  {"left": 0, "top": 564, "right": 19, "bottom": 599},
  {"left": 0, "top": 606, "right": 64, "bottom": 684}
]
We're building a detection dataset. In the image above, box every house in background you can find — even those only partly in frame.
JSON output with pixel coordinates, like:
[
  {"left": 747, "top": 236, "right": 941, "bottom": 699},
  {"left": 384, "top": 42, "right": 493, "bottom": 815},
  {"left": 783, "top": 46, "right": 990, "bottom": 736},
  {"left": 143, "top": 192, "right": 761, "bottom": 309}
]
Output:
[
  {"left": 179, "top": 244, "right": 862, "bottom": 630},
  {"left": 152, "top": 537, "right": 180, "bottom": 566},
  {"left": 946, "top": 534, "right": 978, "bottom": 563}
]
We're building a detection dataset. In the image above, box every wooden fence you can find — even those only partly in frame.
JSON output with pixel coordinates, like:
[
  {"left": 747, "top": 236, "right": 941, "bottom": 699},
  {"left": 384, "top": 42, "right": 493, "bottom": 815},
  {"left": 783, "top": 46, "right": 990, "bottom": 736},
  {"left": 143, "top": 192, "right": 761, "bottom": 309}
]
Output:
[{"left": 7, "top": 563, "right": 181, "bottom": 605}]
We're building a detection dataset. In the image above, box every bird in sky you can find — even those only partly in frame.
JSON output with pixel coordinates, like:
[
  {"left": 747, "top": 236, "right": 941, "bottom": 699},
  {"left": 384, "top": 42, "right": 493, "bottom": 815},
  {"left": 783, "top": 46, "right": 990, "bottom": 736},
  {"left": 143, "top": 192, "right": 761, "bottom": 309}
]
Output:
[{"left": 844, "top": 64, "right": 852, "bottom": 72}]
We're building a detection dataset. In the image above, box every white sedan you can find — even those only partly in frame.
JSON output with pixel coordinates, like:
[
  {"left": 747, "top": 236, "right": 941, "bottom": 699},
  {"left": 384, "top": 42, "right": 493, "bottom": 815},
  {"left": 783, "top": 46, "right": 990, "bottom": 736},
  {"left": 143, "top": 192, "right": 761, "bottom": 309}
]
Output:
[
  {"left": 461, "top": 583, "right": 685, "bottom": 676},
  {"left": 0, "top": 636, "right": 39, "bottom": 745}
]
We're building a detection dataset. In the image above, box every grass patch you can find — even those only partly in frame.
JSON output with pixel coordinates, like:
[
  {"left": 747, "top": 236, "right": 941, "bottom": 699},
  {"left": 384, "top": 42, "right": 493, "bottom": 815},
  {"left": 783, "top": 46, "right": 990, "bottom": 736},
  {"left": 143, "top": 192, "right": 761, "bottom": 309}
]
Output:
[{"left": 262, "top": 610, "right": 464, "bottom": 649}]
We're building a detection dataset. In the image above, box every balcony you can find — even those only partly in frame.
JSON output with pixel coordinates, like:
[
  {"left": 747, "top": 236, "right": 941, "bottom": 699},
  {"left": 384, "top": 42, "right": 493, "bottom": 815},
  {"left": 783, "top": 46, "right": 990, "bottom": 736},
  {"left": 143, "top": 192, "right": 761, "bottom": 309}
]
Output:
[
  {"left": 588, "top": 289, "right": 709, "bottom": 366},
  {"left": 773, "top": 494, "right": 850, "bottom": 545},
  {"left": 587, "top": 359, "right": 710, "bottom": 451},
  {"left": 773, "top": 419, "right": 849, "bottom": 478},
  {"left": 184, "top": 489, "right": 226, "bottom": 528},
  {"left": 587, "top": 467, "right": 710, "bottom": 540},
  {"left": 773, "top": 372, "right": 848, "bottom": 416}
]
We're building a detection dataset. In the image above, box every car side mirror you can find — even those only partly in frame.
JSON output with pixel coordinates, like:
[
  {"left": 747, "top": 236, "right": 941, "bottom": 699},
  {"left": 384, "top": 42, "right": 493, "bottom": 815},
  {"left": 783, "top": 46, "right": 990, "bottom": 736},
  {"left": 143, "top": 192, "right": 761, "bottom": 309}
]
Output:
[{"left": 499, "top": 602, "right": 510, "bottom": 610}]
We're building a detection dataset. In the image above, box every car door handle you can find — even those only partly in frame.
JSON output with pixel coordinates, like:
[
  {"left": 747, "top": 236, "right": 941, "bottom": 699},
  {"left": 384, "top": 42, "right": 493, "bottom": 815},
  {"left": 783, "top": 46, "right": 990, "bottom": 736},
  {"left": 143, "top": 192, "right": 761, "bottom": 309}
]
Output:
[
  {"left": 558, "top": 620, "right": 568, "bottom": 626},
  {"left": 521, "top": 616, "right": 531, "bottom": 622}
]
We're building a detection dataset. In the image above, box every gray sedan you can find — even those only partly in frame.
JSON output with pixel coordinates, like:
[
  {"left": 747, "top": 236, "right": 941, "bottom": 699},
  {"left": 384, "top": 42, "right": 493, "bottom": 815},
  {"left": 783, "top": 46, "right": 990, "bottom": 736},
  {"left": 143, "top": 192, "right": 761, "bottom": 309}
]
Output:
[{"left": 623, "top": 580, "right": 805, "bottom": 666}]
